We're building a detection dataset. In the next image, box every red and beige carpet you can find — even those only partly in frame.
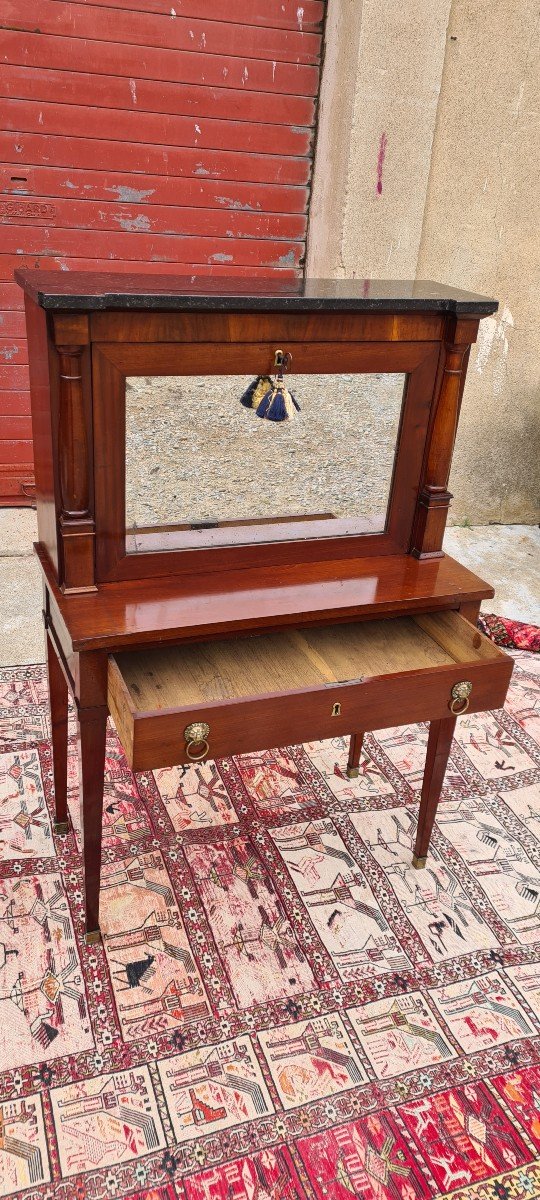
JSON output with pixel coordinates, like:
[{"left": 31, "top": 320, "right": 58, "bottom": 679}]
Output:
[{"left": 0, "top": 623, "right": 538, "bottom": 1199}]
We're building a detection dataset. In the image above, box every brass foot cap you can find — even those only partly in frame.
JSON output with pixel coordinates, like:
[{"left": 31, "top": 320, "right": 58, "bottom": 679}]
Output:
[
  {"left": 53, "top": 820, "right": 70, "bottom": 835},
  {"left": 346, "top": 767, "right": 360, "bottom": 779},
  {"left": 412, "top": 854, "right": 427, "bottom": 870},
  {"left": 85, "top": 929, "right": 102, "bottom": 946}
]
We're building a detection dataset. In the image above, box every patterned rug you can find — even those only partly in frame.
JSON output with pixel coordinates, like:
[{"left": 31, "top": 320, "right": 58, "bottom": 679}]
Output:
[
  {"left": 478, "top": 615, "right": 540, "bottom": 654},
  {"left": 0, "top": 644, "right": 539, "bottom": 1200}
]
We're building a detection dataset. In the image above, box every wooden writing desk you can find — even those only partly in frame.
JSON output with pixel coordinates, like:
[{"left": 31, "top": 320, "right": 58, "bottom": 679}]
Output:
[{"left": 16, "top": 272, "right": 513, "bottom": 942}]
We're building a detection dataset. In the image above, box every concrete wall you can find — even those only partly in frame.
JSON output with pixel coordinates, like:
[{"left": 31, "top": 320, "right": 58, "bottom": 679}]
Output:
[{"left": 307, "top": 0, "right": 540, "bottom": 524}]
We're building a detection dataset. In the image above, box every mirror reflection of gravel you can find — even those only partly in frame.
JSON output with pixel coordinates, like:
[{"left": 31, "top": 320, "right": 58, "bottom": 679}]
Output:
[{"left": 125, "top": 373, "right": 405, "bottom": 531}]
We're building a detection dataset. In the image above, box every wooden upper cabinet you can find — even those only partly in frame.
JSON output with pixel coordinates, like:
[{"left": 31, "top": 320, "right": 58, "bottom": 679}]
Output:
[{"left": 15, "top": 271, "right": 497, "bottom": 594}]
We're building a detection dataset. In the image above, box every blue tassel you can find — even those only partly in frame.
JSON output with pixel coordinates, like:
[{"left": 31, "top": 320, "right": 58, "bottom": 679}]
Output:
[
  {"left": 262, "top": 386, "right": 286, "bottom": 421},
  {"left": 255, "top": 388, "right": 272, "bottom": 419},
  {"left": 256, "top": 382, "right": 300, "bottom": 422}
]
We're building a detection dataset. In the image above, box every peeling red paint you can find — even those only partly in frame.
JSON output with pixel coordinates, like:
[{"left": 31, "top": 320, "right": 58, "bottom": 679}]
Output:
[
  {"left": 376, "top": 132, "right": 388, "bottom": 195},
  {"left": 1, "top": 0, "right": 324, "bottom": 502}
]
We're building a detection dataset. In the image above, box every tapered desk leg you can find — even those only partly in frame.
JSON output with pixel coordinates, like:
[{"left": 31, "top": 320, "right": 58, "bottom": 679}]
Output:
[
  {"left": 346, "top": 733, "right": 364, "bottom": 779},
  {"left": 413, "top": 716, "right": 457, "bottom": 867},
  {"left": 45, "top": 628, "right": 69, "bottom": 834},
  {"left": 78, "top": 704, "right": 108, "bottom": 943}
]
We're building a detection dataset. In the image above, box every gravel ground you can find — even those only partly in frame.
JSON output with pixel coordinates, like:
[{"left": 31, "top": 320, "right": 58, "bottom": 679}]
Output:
[{"left": 125, "top": 372, "right": 405, "bottom": 532}]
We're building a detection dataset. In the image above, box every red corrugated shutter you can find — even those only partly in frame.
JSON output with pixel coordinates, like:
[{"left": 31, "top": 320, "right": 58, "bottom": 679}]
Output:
[{"left": 0, "top": 0, "right": 324, "bottom": 503}]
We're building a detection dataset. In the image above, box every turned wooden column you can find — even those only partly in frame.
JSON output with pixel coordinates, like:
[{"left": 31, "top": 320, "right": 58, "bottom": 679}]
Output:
[
  {"left": 54, "top": 317, "right": 96, "bottom": 592},
  {"left": 411, "top": 317, "right": 478, "bottom": 558}
]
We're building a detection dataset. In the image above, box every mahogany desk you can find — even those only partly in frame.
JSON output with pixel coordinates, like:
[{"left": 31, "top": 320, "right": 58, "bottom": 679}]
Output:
[{"left": 16, "top": 272, "right": 513, "bottom": 942}]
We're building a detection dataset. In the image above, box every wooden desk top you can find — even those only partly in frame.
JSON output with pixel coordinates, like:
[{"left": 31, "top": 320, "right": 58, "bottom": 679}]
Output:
[
  {"left": 15, "top": 271, "right": 498, "bottom": 315},
  {"left": 39, "top": 546, "right": 494, "bottom": 654}
]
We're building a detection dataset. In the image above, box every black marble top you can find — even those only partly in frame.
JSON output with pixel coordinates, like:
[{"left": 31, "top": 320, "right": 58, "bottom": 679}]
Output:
[{"left": 15, "top": 270, "right": 498, "bottom": 315}]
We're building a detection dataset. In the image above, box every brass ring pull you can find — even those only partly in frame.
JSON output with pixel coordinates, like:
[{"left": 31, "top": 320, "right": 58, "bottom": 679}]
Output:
[
  {"left": 186, "top": 738, "right": 210, "bottom": 761},
  {"left": 449, "top": 681, "right": 472, "bottom": 715},
  {"left": 184, "top": 721, "right": 210, "bottom": 762}
]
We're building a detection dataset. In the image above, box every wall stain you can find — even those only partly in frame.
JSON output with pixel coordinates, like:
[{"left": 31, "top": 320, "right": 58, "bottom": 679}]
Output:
[{"left": 376, "top": 132, "right": 388, "bottom": 195}]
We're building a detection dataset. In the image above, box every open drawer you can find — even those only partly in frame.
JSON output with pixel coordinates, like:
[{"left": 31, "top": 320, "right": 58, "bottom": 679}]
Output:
[{"left": 108, "top": 610, "right": 513, "bottom": 771}]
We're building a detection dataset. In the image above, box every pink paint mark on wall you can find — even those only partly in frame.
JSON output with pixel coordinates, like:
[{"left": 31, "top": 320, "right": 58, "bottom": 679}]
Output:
[{"left": 376, "top": 132, "right": 388, "bottom": 195}]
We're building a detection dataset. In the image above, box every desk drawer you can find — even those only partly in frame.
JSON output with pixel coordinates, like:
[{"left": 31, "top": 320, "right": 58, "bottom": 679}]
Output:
[{"left": 108, "top": 611, "right": 513, "bottom": 771}]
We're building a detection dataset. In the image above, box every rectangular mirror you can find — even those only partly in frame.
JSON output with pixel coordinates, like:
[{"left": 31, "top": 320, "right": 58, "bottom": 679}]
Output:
[{"left": 125, "top": 372, "right": 407, "bottom": 553}]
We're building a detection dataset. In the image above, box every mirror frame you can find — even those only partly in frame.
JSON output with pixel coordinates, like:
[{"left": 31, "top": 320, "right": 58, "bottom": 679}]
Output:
[{"left": 92, "top": 339, "right": 440, "bottom": 583}]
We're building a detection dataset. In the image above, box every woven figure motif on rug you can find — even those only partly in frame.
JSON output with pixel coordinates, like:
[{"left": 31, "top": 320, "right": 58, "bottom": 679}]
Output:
[{"left": 0, "top": 647, "right": 538, "bottom": 1199}]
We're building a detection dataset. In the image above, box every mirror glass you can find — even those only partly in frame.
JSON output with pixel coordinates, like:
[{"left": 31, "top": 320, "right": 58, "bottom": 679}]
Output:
[{"left": 125, "top": 372, "right": 406, "bottom": 552}]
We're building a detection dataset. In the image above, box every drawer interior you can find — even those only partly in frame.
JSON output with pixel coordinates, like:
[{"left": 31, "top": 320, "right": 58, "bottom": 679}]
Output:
[{"left": 112, "top": 610, "right": 503, "bottom": 713}]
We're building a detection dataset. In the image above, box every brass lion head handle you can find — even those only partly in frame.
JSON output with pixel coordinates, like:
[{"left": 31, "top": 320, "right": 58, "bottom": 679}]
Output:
[
  {"left": 184, "top": 721, "right": 210, "bottom": 762},
  {"left": 449, "top": 681, "right": 472, "bottom": 715}
]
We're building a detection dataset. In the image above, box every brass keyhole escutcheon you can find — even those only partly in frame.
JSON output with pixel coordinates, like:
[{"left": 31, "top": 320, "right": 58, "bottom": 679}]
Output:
[
  {"left": 331, "top": 702, "right": 341, "bottom": 717},
  {"left": 449, "top": 681, "right": 472, "bottom": 715},
  {"left": 184, "top": 721, "right": 210, "bottom": 761},
  {"left": 274, "top": 348, "right": 292, "bottom": 371}
]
